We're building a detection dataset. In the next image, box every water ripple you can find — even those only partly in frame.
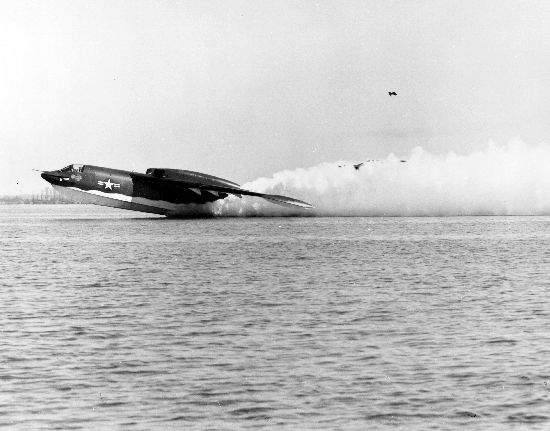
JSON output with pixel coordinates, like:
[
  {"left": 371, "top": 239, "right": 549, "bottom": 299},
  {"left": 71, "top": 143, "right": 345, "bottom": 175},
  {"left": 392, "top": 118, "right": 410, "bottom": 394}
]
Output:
[{"left": 1, "top": 207, "right": 550, "bottom": 429}]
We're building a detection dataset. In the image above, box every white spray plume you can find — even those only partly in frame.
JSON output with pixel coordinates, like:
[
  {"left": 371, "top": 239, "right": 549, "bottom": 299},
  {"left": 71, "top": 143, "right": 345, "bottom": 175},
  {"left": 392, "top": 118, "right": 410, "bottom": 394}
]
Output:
[{"left": 211, "top": 140, "right": 550, "bottom": 217}]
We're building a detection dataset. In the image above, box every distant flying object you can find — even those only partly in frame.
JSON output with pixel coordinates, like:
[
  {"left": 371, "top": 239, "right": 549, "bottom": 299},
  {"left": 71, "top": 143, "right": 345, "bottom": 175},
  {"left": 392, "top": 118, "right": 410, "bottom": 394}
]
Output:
[
  {"left": 40, "top": 164, "right": 312, "bottom": 216},
  {"left": 388, "top": 91, "right": 397, "bottom": 96},
  {"left": 338, "top": 159, "right": 407, "bottom": 170},
  {"left": 338, "top": 160, "right": 379, "bottom": 169}
]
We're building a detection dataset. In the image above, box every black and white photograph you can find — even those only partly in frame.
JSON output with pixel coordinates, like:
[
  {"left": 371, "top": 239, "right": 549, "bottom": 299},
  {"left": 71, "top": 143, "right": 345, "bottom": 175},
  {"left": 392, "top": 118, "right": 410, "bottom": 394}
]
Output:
[{"left": 2, "top": 0, "right": 550, "bottom": 429}]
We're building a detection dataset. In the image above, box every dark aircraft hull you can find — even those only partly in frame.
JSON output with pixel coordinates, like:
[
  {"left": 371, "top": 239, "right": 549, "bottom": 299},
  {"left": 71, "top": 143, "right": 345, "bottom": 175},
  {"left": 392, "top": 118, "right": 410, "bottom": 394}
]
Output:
[
  {"left": 51, "top": 184, "right": 170, "bottom": 215},
  {"left": 41, "top": 164, "right": 312, "bottom": 216}
]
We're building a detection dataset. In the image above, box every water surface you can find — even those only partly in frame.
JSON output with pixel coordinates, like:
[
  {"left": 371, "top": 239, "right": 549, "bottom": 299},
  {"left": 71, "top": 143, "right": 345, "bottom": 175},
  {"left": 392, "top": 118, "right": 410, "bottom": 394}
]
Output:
[{"left": 1, "top": 205, "right": 550, "bottom": 430}]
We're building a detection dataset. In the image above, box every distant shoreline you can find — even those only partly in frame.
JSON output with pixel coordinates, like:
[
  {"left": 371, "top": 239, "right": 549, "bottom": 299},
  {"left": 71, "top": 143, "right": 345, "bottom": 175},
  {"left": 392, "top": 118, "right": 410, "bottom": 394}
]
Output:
[
  {"left": 0, "top": 200, "right": 81, "bottom": 205},
  {"left": 0, "top": 189, "right": 81, "bottom": 205}
]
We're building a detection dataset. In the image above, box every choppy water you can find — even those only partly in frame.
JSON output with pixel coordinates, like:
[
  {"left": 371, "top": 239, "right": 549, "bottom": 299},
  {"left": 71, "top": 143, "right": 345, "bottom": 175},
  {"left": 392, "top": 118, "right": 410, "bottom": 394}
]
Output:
[{"left": 1, "top": 205, "right": 550, "bottom": 430}]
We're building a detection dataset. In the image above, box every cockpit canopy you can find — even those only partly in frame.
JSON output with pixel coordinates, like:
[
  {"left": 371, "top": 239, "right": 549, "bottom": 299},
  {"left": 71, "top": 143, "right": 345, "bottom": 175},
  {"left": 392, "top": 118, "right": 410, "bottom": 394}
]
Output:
[{"left": 59, "top": 164, "right": 84, "bottom": 173}]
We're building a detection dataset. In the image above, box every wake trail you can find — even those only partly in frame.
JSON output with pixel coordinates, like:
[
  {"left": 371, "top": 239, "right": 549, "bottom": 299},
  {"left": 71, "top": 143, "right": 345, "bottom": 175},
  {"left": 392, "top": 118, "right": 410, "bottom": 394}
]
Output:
[{"left": 211, "top": 140, "right": 550, "bottom": 217}]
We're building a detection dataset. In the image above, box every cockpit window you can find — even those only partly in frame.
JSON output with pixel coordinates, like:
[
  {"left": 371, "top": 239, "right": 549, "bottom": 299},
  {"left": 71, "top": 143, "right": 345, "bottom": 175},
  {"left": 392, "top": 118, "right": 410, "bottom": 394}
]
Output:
[{"left": 60, "top": 164, "right": 84, "bottom": 173}]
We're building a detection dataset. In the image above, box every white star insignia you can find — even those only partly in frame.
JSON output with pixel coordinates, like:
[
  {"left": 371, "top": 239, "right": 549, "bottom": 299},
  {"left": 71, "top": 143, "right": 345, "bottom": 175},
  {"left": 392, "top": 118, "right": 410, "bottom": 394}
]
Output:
[{"left": 97, "top": 179, "right": 120, "bottom": 190}]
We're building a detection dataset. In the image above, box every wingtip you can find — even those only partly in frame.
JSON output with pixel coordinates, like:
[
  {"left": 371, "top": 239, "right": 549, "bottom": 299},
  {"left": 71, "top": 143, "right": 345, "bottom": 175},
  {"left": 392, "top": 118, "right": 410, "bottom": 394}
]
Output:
[{"left": 262, "top": 194, "right": 314, "bottom": 209}]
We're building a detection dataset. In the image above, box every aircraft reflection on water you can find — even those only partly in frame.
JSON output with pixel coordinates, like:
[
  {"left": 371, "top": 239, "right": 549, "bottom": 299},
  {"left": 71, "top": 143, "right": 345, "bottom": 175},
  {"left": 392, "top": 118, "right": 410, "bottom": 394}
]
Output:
[{"left": 40, "top": 164, "right": 312, "bottom": 217}]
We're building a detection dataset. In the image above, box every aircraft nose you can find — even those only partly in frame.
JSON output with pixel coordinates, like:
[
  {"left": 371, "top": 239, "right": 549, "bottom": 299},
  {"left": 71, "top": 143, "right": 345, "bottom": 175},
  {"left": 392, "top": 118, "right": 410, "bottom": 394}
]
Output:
[{"left": 41, "top": 171, "right": 64, "bottom": 184}]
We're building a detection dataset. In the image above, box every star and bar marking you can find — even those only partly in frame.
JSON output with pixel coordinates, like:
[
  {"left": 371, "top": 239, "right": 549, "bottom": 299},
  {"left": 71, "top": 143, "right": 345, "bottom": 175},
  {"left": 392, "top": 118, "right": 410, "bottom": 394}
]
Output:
[{"left": 97, "top": 179, "right": 121, "bottom": 190}]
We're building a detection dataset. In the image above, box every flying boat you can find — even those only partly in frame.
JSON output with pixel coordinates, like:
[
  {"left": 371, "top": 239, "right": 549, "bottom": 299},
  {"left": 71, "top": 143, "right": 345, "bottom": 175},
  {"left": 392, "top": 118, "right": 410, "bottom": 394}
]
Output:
[{"left": 40, "top": 164, "right": 312, "bottom": 216}]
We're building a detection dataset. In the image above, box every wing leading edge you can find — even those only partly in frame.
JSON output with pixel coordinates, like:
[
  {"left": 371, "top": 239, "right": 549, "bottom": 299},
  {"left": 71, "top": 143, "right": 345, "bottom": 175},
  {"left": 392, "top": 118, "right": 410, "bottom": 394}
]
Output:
[
  {"left": 129, "top": 172, "right": 313, "bottom": 209},
  {"left": 188, "top": 181, "right": 313, "bottom": 209}
]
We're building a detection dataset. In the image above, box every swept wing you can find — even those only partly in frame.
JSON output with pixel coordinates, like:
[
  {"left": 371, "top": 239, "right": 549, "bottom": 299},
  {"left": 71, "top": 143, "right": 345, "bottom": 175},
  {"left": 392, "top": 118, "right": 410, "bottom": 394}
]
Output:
[{"left": 129, "top": 172, "right": 313, "bottom": 209}]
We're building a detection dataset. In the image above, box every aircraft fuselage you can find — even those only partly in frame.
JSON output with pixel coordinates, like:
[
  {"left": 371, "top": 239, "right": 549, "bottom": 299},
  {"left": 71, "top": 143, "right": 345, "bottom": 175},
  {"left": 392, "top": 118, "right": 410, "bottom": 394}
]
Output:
[{"left": 40, "top": 164, "right": 312, "bottom": 216}]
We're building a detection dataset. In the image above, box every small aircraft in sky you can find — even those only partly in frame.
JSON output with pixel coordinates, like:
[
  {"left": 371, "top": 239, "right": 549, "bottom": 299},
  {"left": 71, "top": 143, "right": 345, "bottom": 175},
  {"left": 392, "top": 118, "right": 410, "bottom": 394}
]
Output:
[
  {"left": 40, "top": 164, "right": 312, "bottom": 216},
  {"left": 338, "top": 159, "right": 407, "bottom": 169},
  {"left": 388, "top": 91, "right": 397, "bottom": 96}
]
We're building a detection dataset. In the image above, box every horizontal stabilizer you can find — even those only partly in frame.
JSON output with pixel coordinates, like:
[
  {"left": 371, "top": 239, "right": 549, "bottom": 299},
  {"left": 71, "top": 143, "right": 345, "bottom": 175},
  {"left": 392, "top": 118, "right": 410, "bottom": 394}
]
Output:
[{"left": 260, "top": 194, "right": 313, "bottom": 209}]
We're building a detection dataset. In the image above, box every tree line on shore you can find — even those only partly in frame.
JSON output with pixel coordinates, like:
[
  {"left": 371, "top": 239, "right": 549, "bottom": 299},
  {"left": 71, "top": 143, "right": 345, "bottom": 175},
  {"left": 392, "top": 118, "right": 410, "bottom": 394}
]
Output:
[{"left": 0, "top": 187, "right": 80, "bottom": 204}]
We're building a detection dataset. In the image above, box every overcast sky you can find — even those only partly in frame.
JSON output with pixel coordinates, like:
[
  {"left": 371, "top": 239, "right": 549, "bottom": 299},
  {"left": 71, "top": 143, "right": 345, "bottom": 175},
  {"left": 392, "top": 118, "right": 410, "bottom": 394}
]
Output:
[{"left": 2, "top": 0, "right": 550, "bottom": 194}]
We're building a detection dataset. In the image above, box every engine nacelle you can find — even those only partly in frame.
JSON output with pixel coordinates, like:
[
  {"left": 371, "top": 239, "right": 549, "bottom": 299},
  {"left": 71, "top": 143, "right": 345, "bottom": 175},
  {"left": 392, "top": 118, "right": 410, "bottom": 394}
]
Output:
[{"left": 146, "top": 168, "right": 241, "bottom": 189}]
